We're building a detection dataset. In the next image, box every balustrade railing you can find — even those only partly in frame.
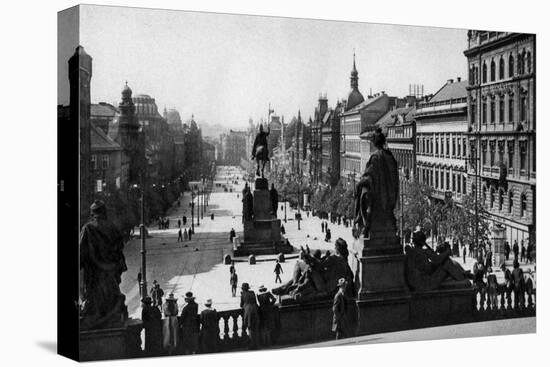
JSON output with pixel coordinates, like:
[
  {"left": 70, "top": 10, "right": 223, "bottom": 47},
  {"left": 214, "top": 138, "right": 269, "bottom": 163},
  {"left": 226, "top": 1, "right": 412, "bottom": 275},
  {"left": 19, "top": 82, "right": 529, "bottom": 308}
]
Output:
[
  {"left": 216, "top": 308, "right": 248, "bottom": 351},
  {"left": 473, "top": 283, "right": 536, "bottom": 320}
]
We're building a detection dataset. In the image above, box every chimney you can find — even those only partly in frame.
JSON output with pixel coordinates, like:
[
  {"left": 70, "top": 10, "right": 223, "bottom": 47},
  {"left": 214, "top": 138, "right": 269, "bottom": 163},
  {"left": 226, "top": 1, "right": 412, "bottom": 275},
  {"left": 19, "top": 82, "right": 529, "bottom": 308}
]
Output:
[{"left": 447, "top": 79, "right": 454, "bottom": 84}]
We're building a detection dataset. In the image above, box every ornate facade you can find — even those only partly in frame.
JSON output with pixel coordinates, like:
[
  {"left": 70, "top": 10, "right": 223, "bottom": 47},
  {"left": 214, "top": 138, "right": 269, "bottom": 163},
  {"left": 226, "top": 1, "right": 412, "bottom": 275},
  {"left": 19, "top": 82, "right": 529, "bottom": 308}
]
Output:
[{"left": 464, "top": 31, "right": 536, "bottom": 246}]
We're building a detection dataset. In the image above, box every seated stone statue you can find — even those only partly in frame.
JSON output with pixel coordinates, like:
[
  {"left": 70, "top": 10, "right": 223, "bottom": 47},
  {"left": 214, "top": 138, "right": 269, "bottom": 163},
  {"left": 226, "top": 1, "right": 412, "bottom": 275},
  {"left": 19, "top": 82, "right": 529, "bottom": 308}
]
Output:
[
  {"left": 404, "top": 230, "right": 472, "bottom": 292},
  {"left": 272, "top": 239, "right": 355, "bottom": 304}
]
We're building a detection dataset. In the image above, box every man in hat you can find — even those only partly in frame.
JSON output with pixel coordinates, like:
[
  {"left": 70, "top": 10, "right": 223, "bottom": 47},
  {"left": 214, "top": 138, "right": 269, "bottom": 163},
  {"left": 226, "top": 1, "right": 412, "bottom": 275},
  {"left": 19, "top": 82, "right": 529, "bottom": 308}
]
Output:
[
  {"left": 229, "top": 228, "right": 236, "bottom": 244},
  {"left": 240, "top": 283, "right": 260, "bottom": 350},
  {"left": 179, "top": 291, "right": 199, "bottom": 354},
  {"left": 162, "top": 294, "right": 179, "bottom": 355},
  {"left": 273, "top": 260, "right": 283, "bottom": 284},
  {"left": 257, "top": 286, "right": 277, "bottom": 347},
  {"left": 141, "top": 296, "right": 162, "bottom": 356},
  {"left": 178, "top": 228, "right": 183, "bottom": 242},
  {"left": 200, "top": 299, "right": 219, "bottom": 353},
  {"left": 332, "top": 278, "right": 351, "bottom": 340},
  {"left": 150, "top": 280, "right": 164, "bottom": 309},
  {"left": 79, "top": 200, "right": 127, "bottom": 329},
  {"left": 511, "top": 260, "right": 525, "bottom": 309},
  {"left": 230, "top": 271, "right": 238, "bottom": 297}
]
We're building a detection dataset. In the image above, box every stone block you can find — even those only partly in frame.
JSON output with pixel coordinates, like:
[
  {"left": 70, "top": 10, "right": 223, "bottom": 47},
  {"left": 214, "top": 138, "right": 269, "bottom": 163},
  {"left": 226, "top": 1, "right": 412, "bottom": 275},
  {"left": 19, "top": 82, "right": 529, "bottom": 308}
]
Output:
[{"left": 79, "top": 319, "right": 142, "bottom": 361}]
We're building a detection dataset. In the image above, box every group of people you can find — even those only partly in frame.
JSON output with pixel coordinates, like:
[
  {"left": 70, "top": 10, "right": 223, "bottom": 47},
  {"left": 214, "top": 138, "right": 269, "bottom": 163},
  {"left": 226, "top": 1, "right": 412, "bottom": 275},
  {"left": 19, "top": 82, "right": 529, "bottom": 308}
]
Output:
[
  {"left": 141, "top": 290, "right": 220, "bottom": 356},
  {"left": 158, "top": 217, "right": 170, "bottom": 230},
  {"left": 504, "top": 239, "right": 535, "bottom": 264},
  {"left": 177, "top": 227, "right": 192, "bottom": 242}
]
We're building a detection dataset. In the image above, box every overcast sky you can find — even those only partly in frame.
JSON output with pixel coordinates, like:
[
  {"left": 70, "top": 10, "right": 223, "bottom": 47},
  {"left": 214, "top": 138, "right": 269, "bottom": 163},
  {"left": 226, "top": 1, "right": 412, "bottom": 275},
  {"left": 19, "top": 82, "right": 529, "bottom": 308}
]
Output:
[{"left": 58, "top": 5, "right": 468, "bottom": 128}]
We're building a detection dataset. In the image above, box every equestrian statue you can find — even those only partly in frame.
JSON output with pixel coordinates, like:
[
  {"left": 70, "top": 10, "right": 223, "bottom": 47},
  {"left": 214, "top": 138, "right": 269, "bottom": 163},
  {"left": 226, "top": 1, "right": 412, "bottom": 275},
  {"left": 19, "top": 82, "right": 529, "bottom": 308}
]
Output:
[{"left": 251, "top": 124, "right": 270, "bottom": 178}]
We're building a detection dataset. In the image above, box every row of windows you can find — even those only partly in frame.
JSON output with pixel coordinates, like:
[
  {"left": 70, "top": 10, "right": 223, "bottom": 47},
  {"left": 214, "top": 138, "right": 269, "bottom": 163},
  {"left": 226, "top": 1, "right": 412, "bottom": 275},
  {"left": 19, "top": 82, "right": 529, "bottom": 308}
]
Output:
[
  {"left": 470, "top": 48, "right": 532, "bottom": 85},
  {"left": 417, "top": 166, "right": 467, "bottom": 195},
  {"left": 91, "top": 154, "right": 110, "bottom": 170},
  {"left": 475, "top": 93, "right": 528, "bottom": 124},
  {"left": 417, "top": 133, "right": 468, "bottom": 159},
  {"left": 343, "top": 121, "right": 361, "bottom": 135},
  {"left": 480, "top": 139, "right": 528, "bottom": 170},
  {"left": 342, "top": 158, "right": 361, "bottom": 174},
  {"left": 387, "top": 126, "right": 413, "bottom": 139},
  {"left": 482, "top": 187, "right": 528, "bottom": 217},
  {"left": 344, "top": 140, "right": 361, "bottom": 153}
]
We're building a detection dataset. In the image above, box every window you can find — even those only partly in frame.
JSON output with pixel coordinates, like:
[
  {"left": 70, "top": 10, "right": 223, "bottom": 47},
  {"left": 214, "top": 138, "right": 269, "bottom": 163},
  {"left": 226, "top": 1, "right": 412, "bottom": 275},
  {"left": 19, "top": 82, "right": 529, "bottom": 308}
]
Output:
[
  {"left": 435, "top": 169, "right": 439, "bottom": 188},
  {"left": 520, "top": 95, "right": 528, "bottom": 121},
  {"left": 507, "top": 140, "right": 515, "bottom": 169},
  {"left": 452, "top": 174, "right": 456, "bottom": 192},
  {"left": 499, "top": 98, "right": 505, "bottom": 123},
  {"left": 470, "top": 104, "right": 476, "bottom": 124},
  {"left": 499, "top": 57, "right": 505, "bottom": 79},
  {"left": 508, "top": 191, "right": 514, "bottom": 214},
  {"left": 457, "top": 174, "right": 461, "bottom": 193},
  {"left": 463, "top": 138, "right": 467, "bottom": 158},
  {"left": 490, "top": 97, "right": 495, "bottom": 123},
  {"left": 509, "top": 54, "right": 514, "bottom": 77},
  {"left": 489, "top": 140, "right": 496, "bottom": 166},
  {"left": 518, "top": 51, "right": 525, "bottom": 74},
  {"left": 482, "top": 62, "right": 487, "bottom": 83},
  {"left": 490, "top": 187, "right": 495, "bottom": 208},
  {"left": 498, "top": 141, "right": 505, "bottom": 165},
  {"left": 463, "top": 176, "right": 467, "bottom": 194},
  {"left": 519, "top": 141, "right": 527, "bottom": 170},
  {"left": 446, "top": 171, "right": 450, "bottom": 190},
  {"left": 91, "top": 155, "right": 97, "bottom": 170},
  {"left": 498, "top": 190, "right": 504, "bottom": 211},
  {"left": 102, "top": 155, "right": 109, "bottom": 169},
  {"left": 508, "top": 94, "right": 514, "bottom": 122},
  {"left": 482, "top": 101, "right": 487, "bottom": 123},
  {"left": 440, "top": 170, "right": 444, "bottom": 189},
  {"left": 490, "top": 58, "right": 496, "bottom": 81},
  {"left": 452, "top": 136, "right": 456, "bottom": 157},
  {"left": 481, "top": 140, "right": 487, "bottom": 166},
  {"left": 446, "top": 137, "right": 450, "bottom": 157},
  {"left": 526, "top": 52, "right": 531, "bottom": 73},
  {"left": 520, "top": 193, "right": 527, "bottom": 217}
]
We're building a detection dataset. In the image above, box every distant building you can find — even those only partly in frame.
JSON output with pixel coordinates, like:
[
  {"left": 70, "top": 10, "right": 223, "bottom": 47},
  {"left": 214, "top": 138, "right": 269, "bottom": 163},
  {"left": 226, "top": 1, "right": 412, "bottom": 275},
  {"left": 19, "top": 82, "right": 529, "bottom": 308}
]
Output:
[
  {"left": 224, "top": 129, "right": 247, "bottom": 166},
  {"left": 321, "top": 100, "right": 344, "bottom": 186},
  {"left": 166, "top": 108, "right": 187, "bottom": 179},
  {"left": 90, "top": 123, "right": 125, "bottom": 192},
  {"left": 464, "top": 31, "right": 536, "bottom": 245},
  {"left": 311, "top": 94, "right": 328, "bottom": 184},
  {"left": 415, "top": 78, "right": 469, "bottom": 202}
]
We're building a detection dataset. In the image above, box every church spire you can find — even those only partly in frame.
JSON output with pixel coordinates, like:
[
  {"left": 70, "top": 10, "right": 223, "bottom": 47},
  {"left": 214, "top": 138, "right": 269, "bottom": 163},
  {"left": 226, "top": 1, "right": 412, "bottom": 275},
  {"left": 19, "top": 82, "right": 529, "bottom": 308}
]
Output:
[{"left": 350, "top": 51, "right": 359, "bottom": 90}]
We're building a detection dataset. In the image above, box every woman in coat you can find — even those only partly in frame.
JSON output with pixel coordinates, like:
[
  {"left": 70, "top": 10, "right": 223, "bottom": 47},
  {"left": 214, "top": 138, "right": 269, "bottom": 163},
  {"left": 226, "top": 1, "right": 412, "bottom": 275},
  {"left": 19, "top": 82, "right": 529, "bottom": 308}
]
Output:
[{"left": 240, "top": 283, "right": 260, "bottom": 349}]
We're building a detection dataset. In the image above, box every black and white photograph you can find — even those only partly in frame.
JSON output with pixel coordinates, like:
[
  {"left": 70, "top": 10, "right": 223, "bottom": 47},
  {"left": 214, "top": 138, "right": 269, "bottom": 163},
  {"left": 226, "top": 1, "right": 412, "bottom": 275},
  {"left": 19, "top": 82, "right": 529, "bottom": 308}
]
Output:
[{"left": 55, "top": 3, "right": 540, "bottom": 362}]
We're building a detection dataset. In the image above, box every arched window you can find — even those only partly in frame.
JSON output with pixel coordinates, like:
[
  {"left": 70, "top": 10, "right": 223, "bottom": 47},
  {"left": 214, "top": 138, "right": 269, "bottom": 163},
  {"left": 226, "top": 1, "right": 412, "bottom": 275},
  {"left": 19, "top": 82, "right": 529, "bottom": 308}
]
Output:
[
  {"left": 499, "top": 57, "right": 505, "bottom": 79},
  {"left": 508, "top": 94, "right": 515, "bottom": 122},
  {"left": 498, "top": 189, "right": 504, "bottom": 211},
  {"left": 508, "top": 190, "right": 514, "bottom": 214},
  {"left": 482, "top": 62, "right": 487, "bottom": 83},
  {"left": 490, "top": 59, "right": 496, "bottom": 81},
  {"left": 509, "top": 54, "right": 514, "bottom": 77},
  {"left": 490, "top": 187, "right": 495, "bottom": 208},
  {"left": 518, "top": 50, "right": 525, "bottom": 74},
  {"left": 520, "top": 193, "right": 527, "bottom": 217}
]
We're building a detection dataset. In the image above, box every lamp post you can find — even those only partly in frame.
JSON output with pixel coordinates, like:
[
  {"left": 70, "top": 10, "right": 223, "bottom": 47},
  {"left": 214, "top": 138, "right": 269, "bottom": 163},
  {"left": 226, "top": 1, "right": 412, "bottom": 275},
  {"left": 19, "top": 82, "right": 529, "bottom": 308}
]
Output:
[
  {"left": 132, "top": 182, "right": 147, "bottom": 299},
  {"left": 465, "top": 149, "right": 481, "bottom": 248},
  {"left": 189, "top": 191, "right": 195, "bottom": 233}
]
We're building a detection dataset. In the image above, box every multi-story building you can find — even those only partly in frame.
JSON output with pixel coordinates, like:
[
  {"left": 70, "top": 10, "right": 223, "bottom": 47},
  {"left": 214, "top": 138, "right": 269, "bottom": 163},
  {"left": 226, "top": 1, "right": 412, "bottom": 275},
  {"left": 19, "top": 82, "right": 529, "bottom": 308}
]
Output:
[
  {"left": 166, "top": 108, "right": 187, "bottom": 178},
  {"left": 464, "top": 31, "right": 536, "bottom": 245},
  {"left": 378, "top": 103, "right": 417, "bottom": 183},
  {"left": 90, "top": 123, "right": 125, "bottom": 192},
  {"left": 321, "top": 100, "right": 344, "bottom": 186},
  {"left": 415, "top": 78, "right": 469, "bottom": 202},
  {"left": 311, "top": 94, "right": 329, "bottom": 184},
  {"left": 224, "top": 129, "right": 248, "bottom": 166}
]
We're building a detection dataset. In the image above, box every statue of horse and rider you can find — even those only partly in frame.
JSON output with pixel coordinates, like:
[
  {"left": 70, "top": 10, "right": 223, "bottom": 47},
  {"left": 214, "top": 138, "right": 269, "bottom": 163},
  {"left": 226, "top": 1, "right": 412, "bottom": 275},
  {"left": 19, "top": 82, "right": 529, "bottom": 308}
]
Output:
[{"left": 251, "top": 124, "right": 270, "bottom": 178}]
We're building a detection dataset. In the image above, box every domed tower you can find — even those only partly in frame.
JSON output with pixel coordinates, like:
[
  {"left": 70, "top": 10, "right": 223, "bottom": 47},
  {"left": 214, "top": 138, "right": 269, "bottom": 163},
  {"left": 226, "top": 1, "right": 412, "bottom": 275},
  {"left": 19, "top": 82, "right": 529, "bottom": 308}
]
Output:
[
  {"left": 346, "top": 52, "right": 365, "bottom": 111},
  {"left": 117, "top": 82, "right": 142, "bottom": 184}
]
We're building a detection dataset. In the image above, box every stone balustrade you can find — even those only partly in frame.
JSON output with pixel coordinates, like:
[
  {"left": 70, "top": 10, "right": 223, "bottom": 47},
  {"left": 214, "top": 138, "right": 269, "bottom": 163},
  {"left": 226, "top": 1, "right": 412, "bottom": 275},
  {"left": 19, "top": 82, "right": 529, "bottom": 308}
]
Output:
[{"left": 473, "top": 284, "right": 536, "bottom": 320}]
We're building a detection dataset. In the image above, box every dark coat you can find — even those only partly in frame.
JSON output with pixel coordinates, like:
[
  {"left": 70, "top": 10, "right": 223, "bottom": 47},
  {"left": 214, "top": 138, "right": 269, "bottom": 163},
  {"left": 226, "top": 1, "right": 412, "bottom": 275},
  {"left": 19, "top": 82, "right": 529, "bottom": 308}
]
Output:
[
  {"left": 332, "top": 289, "right": 350, "bottom": 334},
  {"left": 180, "top": 301, "right": 199, "bottom": 334},
  {"left": 200, "top": 308, "right": 219, "bottom": 353},
  {"left": 240, "top": 290, "right": 260, "bottom": 331},
  {"left": 142, "top": 304, "right": 162, "bottom": 354},
  {"left": 257, "top": 291, "right": 277, "bottom": 330}
]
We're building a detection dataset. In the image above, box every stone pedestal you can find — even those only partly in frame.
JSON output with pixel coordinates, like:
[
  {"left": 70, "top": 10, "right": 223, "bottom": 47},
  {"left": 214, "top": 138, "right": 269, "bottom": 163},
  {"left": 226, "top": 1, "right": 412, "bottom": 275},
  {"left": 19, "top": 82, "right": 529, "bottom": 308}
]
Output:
[
  {"left": 235, "top": 178, "right": 293, "bottom": 256},
  {"left": 79, "top": 319, "right": 142, "bottom": 361}
]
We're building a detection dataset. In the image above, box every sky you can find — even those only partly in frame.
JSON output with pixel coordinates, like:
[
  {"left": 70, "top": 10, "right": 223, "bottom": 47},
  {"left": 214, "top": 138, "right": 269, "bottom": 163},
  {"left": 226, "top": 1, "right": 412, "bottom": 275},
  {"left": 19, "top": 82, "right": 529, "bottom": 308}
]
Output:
[{"left": 58, "top": 5, "right": 468, "bottom": 129}]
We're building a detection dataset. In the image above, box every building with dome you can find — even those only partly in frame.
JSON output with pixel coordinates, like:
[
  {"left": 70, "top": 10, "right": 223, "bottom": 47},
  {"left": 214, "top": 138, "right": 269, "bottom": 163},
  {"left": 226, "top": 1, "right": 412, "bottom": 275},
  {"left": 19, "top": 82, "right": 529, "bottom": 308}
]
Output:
[{"left": 339, "top": 54, "right": 394, "bottom": 181}]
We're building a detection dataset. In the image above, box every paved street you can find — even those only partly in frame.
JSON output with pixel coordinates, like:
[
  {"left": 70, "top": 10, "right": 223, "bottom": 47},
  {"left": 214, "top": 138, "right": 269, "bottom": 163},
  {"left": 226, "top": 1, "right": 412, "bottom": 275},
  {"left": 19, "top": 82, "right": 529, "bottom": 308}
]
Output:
[{"left": 121, "top": 166, "right": 535, "bottom": 319}]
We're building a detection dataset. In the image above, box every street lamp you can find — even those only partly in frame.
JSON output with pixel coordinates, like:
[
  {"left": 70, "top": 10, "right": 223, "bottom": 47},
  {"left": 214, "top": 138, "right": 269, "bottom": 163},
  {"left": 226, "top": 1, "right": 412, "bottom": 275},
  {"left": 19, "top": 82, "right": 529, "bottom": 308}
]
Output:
[
  {"left": 131, "top": 182, "right": 147, "bottom": 299},
  {"left": 189, "top": 191, "right": 195, "bottom": 232}
]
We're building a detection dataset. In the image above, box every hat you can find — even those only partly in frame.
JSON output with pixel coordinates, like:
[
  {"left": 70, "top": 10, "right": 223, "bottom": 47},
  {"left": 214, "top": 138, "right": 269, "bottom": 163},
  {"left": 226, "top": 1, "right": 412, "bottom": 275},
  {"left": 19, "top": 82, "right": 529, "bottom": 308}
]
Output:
[
  {"left": 184, "top": 291, "right": 195, "bottom": 301},
  {"left": 153, "top": 280, "right": 158, "bottom": 284},
  {"left": 166, "top": 293, "right": 177, "bottom": 302},
  {"left": 241, "top": 282, "right": 250, "bottom": 291},
  {"left": 258, "top": 285, "right": 267, "bottom": 293},
  {"left": 90, "top": 200, "right": 105, "bottom": 212},
  {"left": 141, "top": 296, "right": 152, "bottom": 304},
  {"left": 205, "top": 299, "right": 213, "bottom": 306},
  {"left": 337, "top": 278, "right": 347, "bottom": 287}
]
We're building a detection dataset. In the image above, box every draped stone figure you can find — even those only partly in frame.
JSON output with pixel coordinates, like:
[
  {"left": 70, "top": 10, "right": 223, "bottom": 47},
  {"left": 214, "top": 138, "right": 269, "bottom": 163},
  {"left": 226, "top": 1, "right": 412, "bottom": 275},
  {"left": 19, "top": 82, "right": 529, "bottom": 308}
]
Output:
[
  {"left": 354, "top": 128, "right": 399, "bottom": 239},
  {"left": 79, "top": 200, "right": 128, "bottom": 329}
]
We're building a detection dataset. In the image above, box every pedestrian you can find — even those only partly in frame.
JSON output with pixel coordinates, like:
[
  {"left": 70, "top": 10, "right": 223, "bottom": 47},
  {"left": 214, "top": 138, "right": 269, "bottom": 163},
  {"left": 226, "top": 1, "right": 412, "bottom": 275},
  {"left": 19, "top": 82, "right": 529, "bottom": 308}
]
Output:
[
  {"left": 504, "top": 241, "right": 510, "bottom": 261},
  {"left": 473, "top": 259, "right": 486, "bottom": 308},
  {"left": 240, "top": 283, "right": 260, "bottom": 350},
  {"left": 321, "top": 221, "right": 325, "bottom": 233},
  {"left": 199, "top": 299, "right": 219, "bottom": 353},
  {"left": 485, "top": 248, "right": 493, "bottom": 271},
  {"left": 325, "top": 228, "right": 332, "bottom": 242},
  {"left": 137, "top": 270, "right": 142, "bottom": 297},
  {"left": 166, "top": 218, "right": 170, "bottom": 229},
  {"left": 211, "top": 213, "right": 214, "bottom": 220},
  {"left": 274, "top": 260, "right": 283, "bottom": 283},
  {"left": 526, "top": 242, "right": 533, "bottom": 263},
  {"left": 520, "top": 240, "right": 526, "bottom": 263},
  {"left": 257, "top": 285, "right": 276, "bottom": 347},
  {"left": 184, "top": 228, "right": 188, "bottom": 241},
  {"left": 512, "top": 240, "right": 519, "bottom": 261},
  {"left": 141, "top": 296, "right": 163, "bottom": 356},
  {"left": 511, "top": 260, "right": 525, "bottom": 309},
  {"left": 229, "top": 228, "right": 236, "bottom": 244},
  {"left": 229, "top": 260, "right": 235, "bottom": 275},
  {"left": 188, "top": 229, "right": 193, "bottom": 241},
  {"left": 462, "top": 245, "right": 467, "bottom": 265},
  {"left": 230, "top": 271, "right": 238, "bottom": 297},
  {"left": 162, "top": 294, "right": 179, "bottom": 355},
  {"left": 150, "top": 281, "right": 164, "bottom": 308},
  {"left": 487, "top": 270, "right": 498, "bottom": 310},
  {"left": 178, "top": 219, "right": 181, "bottom": 228},
  {"left": 332, "top": 278, "right": 352, "bottom": 340},
  {"left": 180, "top": 291, "right": 199, "bottom": 354},
  {"left": 183, "top": 215, "right": 187, "bottom": 225},
  {"left": 178, "top": 228, "right": 183, "bottom": 242}
]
